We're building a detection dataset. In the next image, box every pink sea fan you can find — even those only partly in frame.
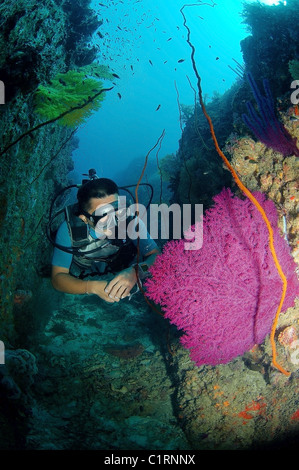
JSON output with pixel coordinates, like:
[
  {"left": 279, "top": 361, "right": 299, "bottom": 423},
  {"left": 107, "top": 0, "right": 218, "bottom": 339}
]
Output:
[{"left": 145, "top": 188, "right": 299, "bottom": 366}]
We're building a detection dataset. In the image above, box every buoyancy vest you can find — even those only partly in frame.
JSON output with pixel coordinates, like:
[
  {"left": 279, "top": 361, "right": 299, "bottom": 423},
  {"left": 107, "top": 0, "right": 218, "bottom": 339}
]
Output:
[{"left": 65, "top": 203, "right": 137, "bottom": 278}]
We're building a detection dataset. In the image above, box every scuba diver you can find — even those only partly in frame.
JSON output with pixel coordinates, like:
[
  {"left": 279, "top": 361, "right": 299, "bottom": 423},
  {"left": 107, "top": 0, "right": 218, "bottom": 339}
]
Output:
[{"left": 50, "top": 172, "right": 160, "bottom": 303}]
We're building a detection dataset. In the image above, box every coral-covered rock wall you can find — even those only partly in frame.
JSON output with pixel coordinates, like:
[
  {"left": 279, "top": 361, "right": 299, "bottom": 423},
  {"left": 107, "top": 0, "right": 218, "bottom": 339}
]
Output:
[
  {"left": 0, "top": 0, "right": 104, "bottom": 448},
  {"left": 168, "top": 87, "right": 235, "bottom": 207},
  {"left": 240, "top": 0, "right": 299, "bottom": 98},
  {"left": 0, "top": 0, "right": 102, "bottom": 345},
  {"left": 162, "top": 1, "right": 299, "bottom": 449},
  {"left": 224, "top": 106, "right": 299, "bottom": 267},
  {"left": 168, "top": 0, "right": 299, "bottom": 211},
  {"left": 0, "top": 1, "right": 69, "bottom": 344}
]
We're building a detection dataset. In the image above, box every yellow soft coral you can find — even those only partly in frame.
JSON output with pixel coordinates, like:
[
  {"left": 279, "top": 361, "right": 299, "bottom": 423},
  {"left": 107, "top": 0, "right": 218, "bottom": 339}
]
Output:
[{"left": 34, "top": 65, "right": 113, "bottom": 127}]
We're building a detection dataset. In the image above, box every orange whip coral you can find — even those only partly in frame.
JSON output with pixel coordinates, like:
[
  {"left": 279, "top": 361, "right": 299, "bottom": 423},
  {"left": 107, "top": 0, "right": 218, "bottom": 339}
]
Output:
[
  {"left": 134, "top": 129, "right": 165, "bottom": 316},
  {"left": 180, "top": 4, "right": 290, "bottom": 376}
]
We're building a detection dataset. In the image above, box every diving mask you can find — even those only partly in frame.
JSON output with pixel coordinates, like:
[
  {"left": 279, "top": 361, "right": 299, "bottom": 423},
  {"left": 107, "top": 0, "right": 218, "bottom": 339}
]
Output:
[{"left": 82, "top": 198, "right": 129, "bottom": 238}]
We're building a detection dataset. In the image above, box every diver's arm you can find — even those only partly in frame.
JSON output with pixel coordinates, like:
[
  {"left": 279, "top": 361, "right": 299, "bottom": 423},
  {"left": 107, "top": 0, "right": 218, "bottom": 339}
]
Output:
[
  {"left": 104, "top": 248, "right": 160, "bottom": 300},
  {"left": 51, "top": 266, "right": 90, "bottom": 294},
  {"left": 51, "top": 266, "right": 116, "bottom": 302}
]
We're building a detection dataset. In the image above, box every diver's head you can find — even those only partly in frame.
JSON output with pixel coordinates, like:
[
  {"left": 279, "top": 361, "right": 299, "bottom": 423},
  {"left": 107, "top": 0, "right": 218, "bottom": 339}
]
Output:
[
  {"left": 77, "top": 178, "right": 121, "bottom": 237},
  {"left": 77, "top": 178, "right": 119, "bottom": 212}
]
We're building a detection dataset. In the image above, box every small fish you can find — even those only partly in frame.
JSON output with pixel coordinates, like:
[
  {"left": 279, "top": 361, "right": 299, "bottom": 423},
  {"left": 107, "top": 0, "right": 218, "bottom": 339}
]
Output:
[
  {"left": 117, "top": 93, "right": 122, "bottom": 99},
  {"left": 178, "top": 59, "right": 185, "bottom": 63},
  {"left": 112, "top": 73, "right": 120, "bottom": 78},
  {"left": 215, "top": 57, "right": 219, "bottom": 60},
  {"left": 130, "top": 65, "right": 133, "bottom": 71},
  {"left": 156, "top": 104, "right": 161, "bottom": 111},
  {"left": 167, "top": 37, "right": 172, "bottom": 41},
  {"left": 149, "top": 60, "right": 153, "bottom": 66}
]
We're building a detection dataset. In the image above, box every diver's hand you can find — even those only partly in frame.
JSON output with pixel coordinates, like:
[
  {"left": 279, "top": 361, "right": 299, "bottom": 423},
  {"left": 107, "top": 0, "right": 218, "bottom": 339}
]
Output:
[
  {"left": 88, "top": 280, "right": 117, "bottom": 303},
  {"left": 104, "top": 267, "right": 137, "bottom": 300}
]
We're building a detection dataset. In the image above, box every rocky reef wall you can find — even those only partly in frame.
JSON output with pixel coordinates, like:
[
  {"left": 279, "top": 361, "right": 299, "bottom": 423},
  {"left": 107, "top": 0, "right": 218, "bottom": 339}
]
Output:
[
  {"left": 0, "top": 0, "right": 101, "bottom": 448},
  {"left": 0, "top": 0, "right": 101, "bottom": 345},
  {"left": 1, "top": 1, "right": 67, "bottom": 345}
]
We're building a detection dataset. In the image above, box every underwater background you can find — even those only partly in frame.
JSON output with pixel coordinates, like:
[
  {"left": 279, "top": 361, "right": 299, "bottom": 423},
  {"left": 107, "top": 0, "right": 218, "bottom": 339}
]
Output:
[{"left": 0, "top": 0, "right": 299, "bottom": 451}]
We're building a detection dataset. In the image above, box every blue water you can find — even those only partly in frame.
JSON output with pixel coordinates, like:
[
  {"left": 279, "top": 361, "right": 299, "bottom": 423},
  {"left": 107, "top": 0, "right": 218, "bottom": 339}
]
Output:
[{"left": 72, "top": 0, "right": 269, "bottom": 180}]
